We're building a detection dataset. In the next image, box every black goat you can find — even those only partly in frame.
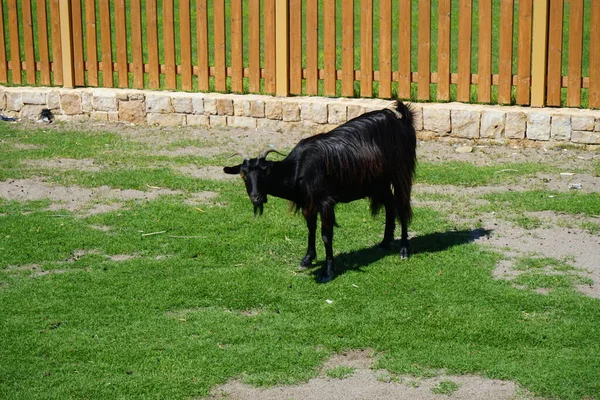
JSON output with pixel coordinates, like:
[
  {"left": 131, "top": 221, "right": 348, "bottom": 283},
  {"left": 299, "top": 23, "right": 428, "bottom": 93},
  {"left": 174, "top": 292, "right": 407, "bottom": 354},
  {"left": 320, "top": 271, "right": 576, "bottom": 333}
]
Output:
[{"left": 224, "top": 100, "right": 417, "bottom": 282}]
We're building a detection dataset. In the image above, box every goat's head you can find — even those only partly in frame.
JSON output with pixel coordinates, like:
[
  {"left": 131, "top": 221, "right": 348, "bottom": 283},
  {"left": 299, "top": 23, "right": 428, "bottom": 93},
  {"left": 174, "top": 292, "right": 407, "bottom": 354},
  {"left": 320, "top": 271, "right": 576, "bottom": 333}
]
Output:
[{"left": 223, "top": 148, "right": 284, "bottom": 216}]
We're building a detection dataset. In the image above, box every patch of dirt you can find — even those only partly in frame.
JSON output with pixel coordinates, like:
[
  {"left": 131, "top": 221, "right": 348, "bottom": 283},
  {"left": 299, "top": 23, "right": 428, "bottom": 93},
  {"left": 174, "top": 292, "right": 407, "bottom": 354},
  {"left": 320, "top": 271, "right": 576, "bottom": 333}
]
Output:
[
  {"left": 152, "top": 146, "right": 224, "bottom": 158},
  {"left": 24, "top": 158, "right": 102, "bottom": 172},
  {"left": 177, "top": 165, "right": 237, "bottom": 181},
  {"left": 11, "top": 143, "right": 43, "bottom": 150},
  {"left": 210, "top": 350, "right": 530, "bottom": 400},
  {"left": 0, "top": 178, "right": 182, "bottom": 216}
]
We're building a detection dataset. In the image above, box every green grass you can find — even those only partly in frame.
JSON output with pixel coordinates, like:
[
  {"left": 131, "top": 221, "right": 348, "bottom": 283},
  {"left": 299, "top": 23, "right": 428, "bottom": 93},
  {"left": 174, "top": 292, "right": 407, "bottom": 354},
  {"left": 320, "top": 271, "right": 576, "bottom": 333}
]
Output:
[
  {"left": 484, "top": 191, "right": 600, "bottom": 217},
  {"left": 432, "top": 380, "right": 460, "bottom": 395},
  {"left": 325, "top": 366, "right": 356, "bottom": 379},
  {"left": 1, "top": 125, "right": 600, "bottom": 399}
]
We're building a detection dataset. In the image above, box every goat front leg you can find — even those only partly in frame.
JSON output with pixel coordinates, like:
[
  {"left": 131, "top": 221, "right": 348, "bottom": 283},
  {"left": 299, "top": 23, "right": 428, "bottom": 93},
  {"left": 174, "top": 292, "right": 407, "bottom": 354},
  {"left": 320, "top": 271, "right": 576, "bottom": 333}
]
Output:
[
  {"left": 319, "top": 205, "right": 336, "bottom": 283},
  {"left": 299, "top": 209, "right": 317, "bottom": 269},
  {"left": 398, "top": 204, "right": 410, "bottom": 259}
]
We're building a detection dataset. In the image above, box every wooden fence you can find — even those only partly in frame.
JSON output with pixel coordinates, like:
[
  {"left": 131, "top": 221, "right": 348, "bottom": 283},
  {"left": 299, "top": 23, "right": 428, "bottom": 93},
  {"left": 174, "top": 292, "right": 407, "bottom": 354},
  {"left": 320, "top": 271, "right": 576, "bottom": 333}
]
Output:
[{"left": 0, "top": 0, "right": 598, "bottom": 108}]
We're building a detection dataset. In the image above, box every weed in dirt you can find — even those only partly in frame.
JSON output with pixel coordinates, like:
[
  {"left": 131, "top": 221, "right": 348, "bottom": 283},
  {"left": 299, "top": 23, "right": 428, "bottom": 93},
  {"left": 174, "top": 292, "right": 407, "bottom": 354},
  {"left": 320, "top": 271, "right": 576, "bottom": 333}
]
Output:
[
  {"left": 325, "top": 366, "right": 356, "bottom": 379},
  {"left": 432, "top": 380, "right": 460, "bottom": 395}
]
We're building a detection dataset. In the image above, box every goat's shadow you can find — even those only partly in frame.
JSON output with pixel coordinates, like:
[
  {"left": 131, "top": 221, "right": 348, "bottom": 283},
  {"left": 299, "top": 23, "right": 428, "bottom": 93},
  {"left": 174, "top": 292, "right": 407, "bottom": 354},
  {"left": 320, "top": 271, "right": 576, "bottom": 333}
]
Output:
[{"left": 308, "top": 228, "right": 492, "bottom": 282}]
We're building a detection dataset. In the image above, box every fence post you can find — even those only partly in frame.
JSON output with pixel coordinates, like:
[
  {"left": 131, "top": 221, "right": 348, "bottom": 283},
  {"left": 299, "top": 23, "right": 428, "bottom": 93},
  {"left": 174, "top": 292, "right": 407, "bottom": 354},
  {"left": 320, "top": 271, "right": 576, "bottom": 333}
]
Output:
[
  {"left": 531, "top": 0, "right": 549, "bottom": 107},
  {"left": 275, "top": 0, "right": 290, "bottom": 97},
  {"left": 59, "top": 0, "right": 74, "bottom": 88}
]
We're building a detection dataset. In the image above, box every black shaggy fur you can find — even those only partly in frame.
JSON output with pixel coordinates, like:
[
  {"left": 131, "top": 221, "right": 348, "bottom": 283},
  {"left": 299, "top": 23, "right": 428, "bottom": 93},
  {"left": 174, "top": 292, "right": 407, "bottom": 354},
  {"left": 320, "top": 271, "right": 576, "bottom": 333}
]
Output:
[{"left": 224, "top": 100, "right": 417, "bottom": 282}]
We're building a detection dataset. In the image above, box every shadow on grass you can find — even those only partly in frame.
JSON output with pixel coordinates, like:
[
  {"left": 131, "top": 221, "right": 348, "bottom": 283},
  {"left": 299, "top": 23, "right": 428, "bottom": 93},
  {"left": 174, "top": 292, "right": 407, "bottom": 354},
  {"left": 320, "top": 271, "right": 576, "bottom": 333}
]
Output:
[{"left": 309, "top": 228, "right": 492, "bottom": 283}]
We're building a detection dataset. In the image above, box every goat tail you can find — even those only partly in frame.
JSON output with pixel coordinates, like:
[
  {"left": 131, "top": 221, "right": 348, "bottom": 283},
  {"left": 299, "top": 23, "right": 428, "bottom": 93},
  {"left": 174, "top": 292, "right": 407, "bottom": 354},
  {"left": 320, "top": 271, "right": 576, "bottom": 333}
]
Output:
[{"left": 392, "top": 99, "right": 415, "bottom": 129}]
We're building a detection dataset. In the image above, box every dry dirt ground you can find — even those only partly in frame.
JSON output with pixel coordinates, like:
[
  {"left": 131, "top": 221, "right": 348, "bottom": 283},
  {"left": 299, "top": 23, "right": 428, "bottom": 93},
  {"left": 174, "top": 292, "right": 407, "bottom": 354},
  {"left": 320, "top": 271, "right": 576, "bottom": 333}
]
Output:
[{"left": 2, "top": 122, "right": 599, "bottom": 399}]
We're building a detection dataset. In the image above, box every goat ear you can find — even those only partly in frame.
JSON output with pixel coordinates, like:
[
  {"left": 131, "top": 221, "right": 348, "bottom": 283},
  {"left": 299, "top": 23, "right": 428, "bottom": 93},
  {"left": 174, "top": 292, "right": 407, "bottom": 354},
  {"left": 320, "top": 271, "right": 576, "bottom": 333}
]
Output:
[{"left": 223, "top": 165, "right": 241, "bottom": 175}]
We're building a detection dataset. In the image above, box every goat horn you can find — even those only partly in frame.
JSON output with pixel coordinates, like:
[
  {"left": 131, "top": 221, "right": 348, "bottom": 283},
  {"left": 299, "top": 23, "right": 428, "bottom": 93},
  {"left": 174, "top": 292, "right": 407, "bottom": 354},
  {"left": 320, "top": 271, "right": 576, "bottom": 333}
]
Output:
[
  {"left": 258, "top": 148, "right": 286, "bottom": 159},
  {"left": 229, "top": 150, "right": 249, "bottom": 160}
]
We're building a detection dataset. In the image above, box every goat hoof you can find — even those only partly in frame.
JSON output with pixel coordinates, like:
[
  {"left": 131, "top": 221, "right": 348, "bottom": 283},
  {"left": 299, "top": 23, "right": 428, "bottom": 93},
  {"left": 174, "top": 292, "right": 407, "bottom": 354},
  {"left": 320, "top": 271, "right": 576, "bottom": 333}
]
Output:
[
  {"left": 317, "top": 274, "right": 333, "bottom": 283},
  {"left": 378, "top": 242, "right": 391, "bottom": 251},
  {"left": 299, "top": 259, "right": 314, "bottom": 270},
  {"left": 400, "top": 248, "right": 410, "bottom": 259}
]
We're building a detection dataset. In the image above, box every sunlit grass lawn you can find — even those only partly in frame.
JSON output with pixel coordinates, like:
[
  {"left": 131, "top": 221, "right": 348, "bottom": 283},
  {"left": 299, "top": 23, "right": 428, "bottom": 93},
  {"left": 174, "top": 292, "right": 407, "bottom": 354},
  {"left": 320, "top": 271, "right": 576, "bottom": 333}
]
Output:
[{"left": 1, "top": 124, "right": 599, "bottom": 399}]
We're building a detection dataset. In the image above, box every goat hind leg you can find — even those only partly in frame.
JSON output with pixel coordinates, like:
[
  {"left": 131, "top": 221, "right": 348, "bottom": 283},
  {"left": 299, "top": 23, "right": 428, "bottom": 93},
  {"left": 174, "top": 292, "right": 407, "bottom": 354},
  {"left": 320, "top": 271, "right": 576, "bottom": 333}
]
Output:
[
  {"left": 379, "top": 192, "right": 395, "bottom": 250},
  {"left": 318, "top": 206, "right": 335, "bottom": 283},
  {"left": 299, "top": 210, "right": 317, "bottom": 269},
  {"left": 398, "top": 203, "right": 411, "bottom": 259}
]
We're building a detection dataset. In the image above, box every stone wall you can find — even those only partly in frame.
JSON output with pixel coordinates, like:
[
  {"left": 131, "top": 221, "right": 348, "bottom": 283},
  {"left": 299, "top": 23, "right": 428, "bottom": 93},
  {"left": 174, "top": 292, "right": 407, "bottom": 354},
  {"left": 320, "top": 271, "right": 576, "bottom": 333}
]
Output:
[{"left": 2, "top": 86, "right": 600, "bottom": 146}]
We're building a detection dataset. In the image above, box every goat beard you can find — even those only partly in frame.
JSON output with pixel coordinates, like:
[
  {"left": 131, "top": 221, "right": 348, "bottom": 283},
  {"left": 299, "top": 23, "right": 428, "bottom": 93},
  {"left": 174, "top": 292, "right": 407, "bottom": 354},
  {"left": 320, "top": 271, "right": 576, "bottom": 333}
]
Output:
[{"left": 253, "top": 203, "right": 264, "bottom": 216}]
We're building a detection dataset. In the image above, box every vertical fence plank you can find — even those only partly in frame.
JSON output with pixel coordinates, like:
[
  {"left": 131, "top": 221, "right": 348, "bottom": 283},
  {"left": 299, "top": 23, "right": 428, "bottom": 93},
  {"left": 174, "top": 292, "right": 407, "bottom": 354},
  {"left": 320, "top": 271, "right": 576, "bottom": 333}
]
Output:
[
  {"left": 275, "top": 0, "right": 289, "bottom": 96},
  {"left": 478, "top": 0, "right": 492, "bottom": 103},
  {"left": 50, "top": 0, "right": 63, "bottom": 85},
  {"left": 457, "top": 0, "right": 472, "bottom": 102},
  {"left": 590, "top": 1, "right": 600, "bottom": 108},
  {"left": 214, "top": 0, "right": 226, "bottom": 92},
  {"left": 131, "top": 0, "right": 144, "bottom": 89},
  {"left": 398, "top": 0, "right": 411, "bottom": 98},
  {"left": 264, "top": 0, "right": 276, "bottom": 93},
  {"left": 0, "top": 2, "right": 7, "bottom": 83},
  {"left": 59, "top": 0, "right": 74, "bottom": 87},
  {"left": 85, "top": 0, "right": 98, "bottom": 86},
  {"left": 289, "top": 0, "right": 302, "bottom": 94},
  {"left": 231, "top": 0, "right": 243, "bottom": 93},
  {"left": 324, "top": 0, "right": 336, "bottom": 96},
  {"left": 498, "top": 0, "right": 513, "bottom": 104},
  {"left": 99, "top": 0, "right": 113, "bottom": 87},
  {"left": 36, "top": 0, "right": 51, "bottom": 85},
  {"left": 360, "top": 0, "right": 373, "bottom": 97},
  {"left": 516, "top": 0, "right": 532, "bottom": 105},
  {"left": 306, "top": 0, "right": 318, "bottom": 95},
  {"left": 342, "top": 0, "right": 354, "bottom": 97},
  {"left": 116, "top": 0, "right": 128, "bottom": 88},
  {"left": 163, "top": 0, "right": 176, "bottom": 90},
  {"left": 8, "top": 0, "right": 22, "bottom": 84},
  {"left": 22, "top": 0, "right": 36, "bottom": 84},
  {"left": 180, "top": 0, "right": 193, "bottom": 91},
  {"left": 546, "top": 0, "right": 563, "bottom": 106},
  {"left": 71, "top": 0, "right": 84, "bottom": 86},
  {"left": 248, "top": 0, "right": 260, "bottom": 93},
  {"left": 197, "top": 0, "right": 209, "bottom": 91},
  {"left": 567, "top": 0, "right": 583, "bottom": 107},
  {"left": 437, "top": 0, "right": 451, "bottom": 101},
  {"left": 417, "top": 0, "right": 431, "bottom": 101},
  {"left": 379, "top": 0, "right": 392, "bottom": 99},
  {"left": 147, "top": 0, "right": 159, "bottom": 89},
  {"left": 531, "top": 0, "right": 549, "bottom": 107}
]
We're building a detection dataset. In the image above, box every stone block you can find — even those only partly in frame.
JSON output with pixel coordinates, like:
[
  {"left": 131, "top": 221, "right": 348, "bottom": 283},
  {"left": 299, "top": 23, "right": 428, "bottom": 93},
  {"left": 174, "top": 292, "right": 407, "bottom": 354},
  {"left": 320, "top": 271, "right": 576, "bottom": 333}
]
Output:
[
  {"left": 21, "top": 90, "right": 47, "bottom": 105},
  {"left": 227, "top": 116, "right": 257, "bottom": 129},
  {"left": 234, "top": 98, "right": 251, "bottom": 116},
  {"left": 282, "top": 102, "right": 300, "bottom": 122},
  {"left": 571, "top": 131, "right": 600, "bottom": 144},
  {"left": 250, "top": 99, "right": 265, "bottom": 118},
  {"left": 571, "top": 115, "right": 595, "bottom": 131},
  {"left": 47, "top": 91, "right": 60, "bottom": 109},
  {"left": 90, "top": 111, "right": 108, "bottom": 122},
  {"left": 451, "top": 109, "right": 481, "bottom": 138},
  {"left": 61, "top": 93, "right": 82, "bottom": 115},
  {"left": 147, "top": 113, "right": 184, "bottom": 126},
  {"left": 107, "top": 112, "right": 119, "bottom": 122},
  {"left": 0, "top": 90, "right": 5, "bottom": 110},
  {"left": 209, "top": 115, "right": 228, "bottom": 127},
  {"left": 216, "top": 98, "right": 234, "bottom": 116},
  {"left": 504, "top": 111, "right": 527, "bottom": 139},
  {"left": 119, "top": 99, "right": 146, "bottom": 124},
  {"left": 186, "top": 114, "right": 210, "bottom": 126},
  {"left": 480, "top": 110, "right": 505, "bottom": 138},
  {"left": 410, "top": 105, "right": 424, "bottom": 131},
  {"left": 5, "top": 92, "right": 23, "bottom": 112},
  {"left": 328, "top": 103, "right": 347, "bottom": 124},
  {"left": 172, "top": 96, "right": 193, "bottom": 114},
  {"left": 422, "top": 106, "right": 451, "bottom": 134},
  {"left": 550, "top": 115, "right": 571, "bottom": 141},
  {"left": 146, "top": 94, "right": 172, "bottom": 113},
  {"left": 347, "top": 104, "right": 366, "bottom": 121},
  {"left": 20, "top": 105, "right": 45, "bottom": 121},
  {"left": 257, "top": 118, "right": 285, "bottom": 132},
  {"left": 192, "top": 97, "right": 205, "bottom": 115},
  {"left": 93, "top": 92, "right": 118, "bottom": 112},
  {"left": 265, "top": 100, "right": 283, "bottom": 120},
  {"left": 204, "top": 98, "right": 217, "bottom": 115},
  {"left": 81, "top": 92, "right": 93, "bottom": 112},
  {"left": 301, "top": 102, "right": 328, "bottom": 124},
  {"left": 526, "top": 112, "right": 551, "bottom": 141}
]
